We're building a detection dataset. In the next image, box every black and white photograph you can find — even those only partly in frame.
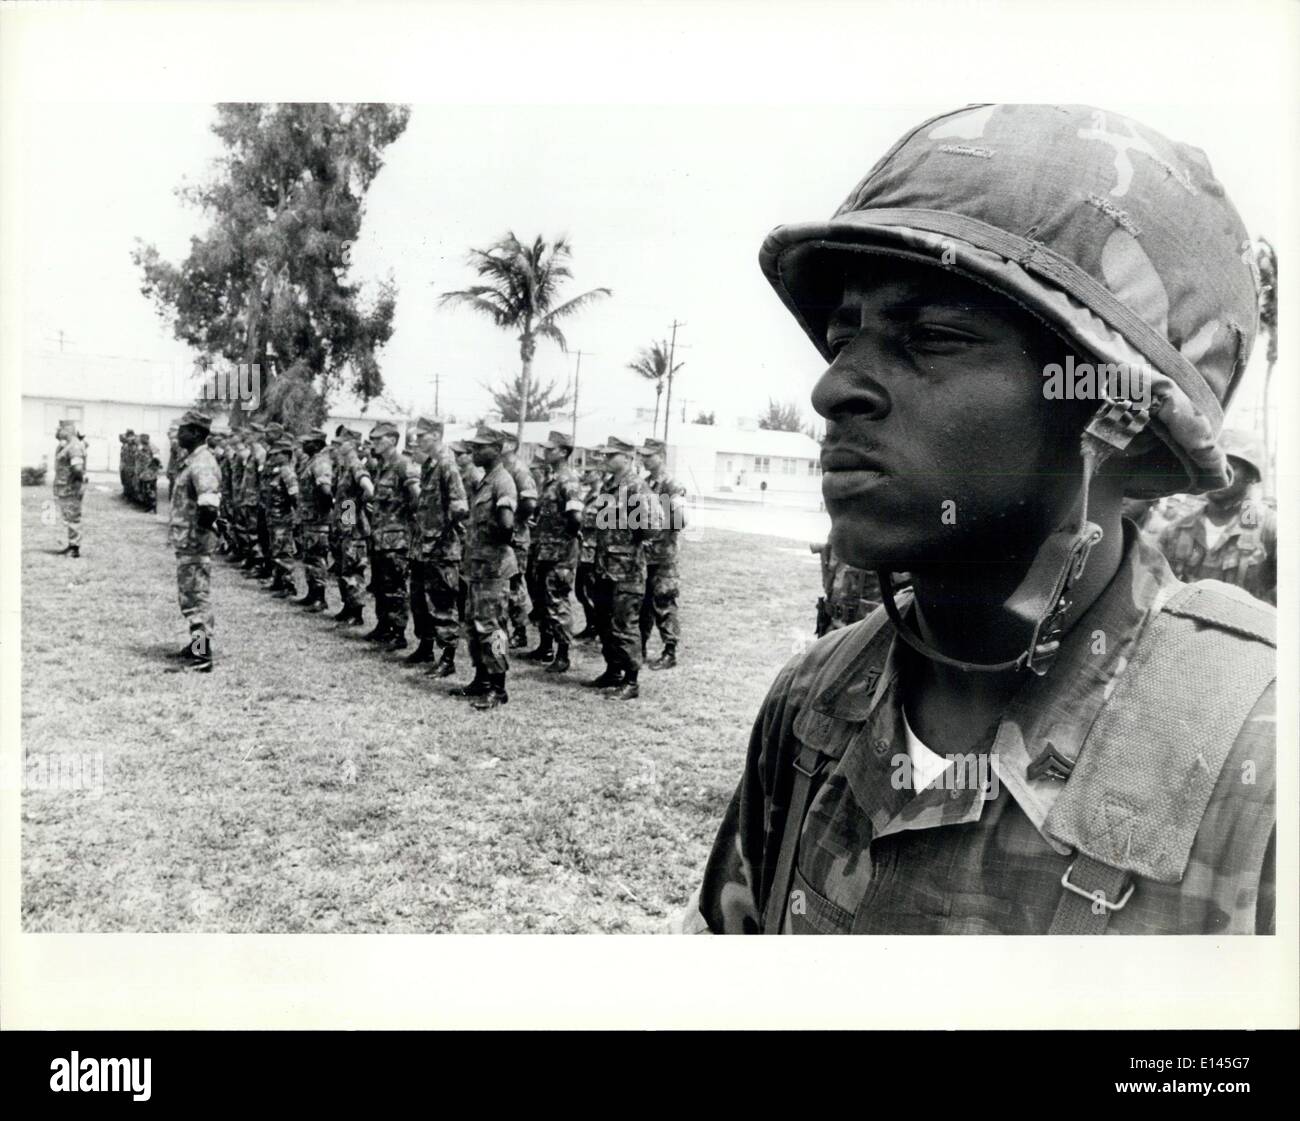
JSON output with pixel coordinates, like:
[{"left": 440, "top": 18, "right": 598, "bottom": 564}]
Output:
[{"left": 2, "top": 0, "right": 1295, "bottom": 1052}]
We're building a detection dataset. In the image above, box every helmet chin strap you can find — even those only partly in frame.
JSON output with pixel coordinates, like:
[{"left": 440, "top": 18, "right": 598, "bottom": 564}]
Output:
[{"left": 878, "top": 399, "right": 1151, "bottom": 677}]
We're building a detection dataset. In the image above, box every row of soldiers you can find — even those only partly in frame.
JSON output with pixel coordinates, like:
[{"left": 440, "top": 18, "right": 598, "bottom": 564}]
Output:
[
  {"left": 117, "top": 429, "right": 165, "bottom": 512},
  {"left": 166, "top": 411, "right": 686, "bottom": 705},
  {"left": 809, "top": 426, "right": 1277, "bottom": 638}
]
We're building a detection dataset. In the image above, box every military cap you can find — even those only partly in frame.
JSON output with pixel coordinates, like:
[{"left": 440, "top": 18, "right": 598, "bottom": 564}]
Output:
[
  {"left": 415, "top": 416, "right": 445, "bottom": 436},
  {"left": 639, "top": 437, "right": 667, "bottom": 456},
  {"left": 270, "top": 436, "right": 295, "bottom": 454},
  {"left": 302, "top": 429, "right": 328, "bottom": 444},
  {"left": 490, "top": 426, "right": 519, "bottom": 448},
  {"left": 178, "top": 409, "right": 214, "bottom": 431},
  {"left": 546, "top": 429, "right": 574, "bottom": 451},
  {"left": 464, "top": 424, "right": 506, "bottom": 448},
  {"left": 449, "top": 440, "right": 470, "bottom": 454},
  {"left": 369, "top": 421, "right": 400, "bottom": 440},
  {"left": 341, "top": 427, "right": 362, "bottom": 442},
  {"left": 596, "top": 435, "right": 637, "bottom": 456},
  {"left": 124, "top": 428, "right": 136, "bottom": 437}
]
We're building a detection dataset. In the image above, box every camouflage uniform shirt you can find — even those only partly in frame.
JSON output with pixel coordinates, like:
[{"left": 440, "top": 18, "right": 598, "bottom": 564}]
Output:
[
  {"left": 169, "top": 445, "right": 222, "bottom": 555},
  {"left": 466, "top": 463, "right": 519, "bottom": 580},
  {"left": 414, "top": 449, "right": 470, "bottom": 563},
  {"left": 1157, "top": 497, "right": 1277, "bottom": 605},
  {"left": 690, "top": 527, "right": 1275, "bottom": 935},
  {"left": 533, "top": 463, "right": 584, "bottom": 566}
]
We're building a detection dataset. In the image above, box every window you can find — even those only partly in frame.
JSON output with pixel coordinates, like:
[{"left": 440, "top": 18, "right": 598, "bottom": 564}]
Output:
[
  {"left": 754, "top": 456, "right": 770, "bottom": 474},
  {"left": 782, "top": 458, "right": 796, "bottom": 475},
  {"left": 807, "top": 460, "right": 821, "bottom": 476}
]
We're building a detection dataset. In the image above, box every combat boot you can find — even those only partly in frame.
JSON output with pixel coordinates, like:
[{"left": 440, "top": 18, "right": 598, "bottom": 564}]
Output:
[
  {"left": 523, "top": 632, "right": 554, "bottom": 661},
  {"left": 509, "top": 624, "right": 529, "bottom": 649},
  {"left": 385, "top": 631, "right": 409, "bottom": 652},
  {"left": 68, "top": 545, "right": 80, "bottom": 558},
  {"left": 271, "top": 581, "right": 294, "bottom": 599},
  {"left": 334, "top": 604, "right": 365, "bottom": 626},
  {"left": 404, "top": 639, "right": 436, "bottom": 665},
  {"left": 292, "top": 587, "right": 317, "bottom": 606},
  {"left": 583, "top": 667, "right": 624, "bottom": 689},
  {"left": 303, "top": 589, "right": 328, "bottom": 613},
  {"left": 362, "top": 622, "right": 389, "bottom": 641},
  {"left": 449, "top": 668, "right": 490, "bottom": 698},
  {"left": 471, "top": 674, "right": 509, "bottom": 710},
  {"left": 427, "top": 644, "right": 457, "bottom": 677},
  {"left": 608, "top": 673, "right": 639, "bottom": 701},
  {"left": 573, "top": 623, "right": 598, "bottom": 641},
  {"left": 545, "top": 644, "right": 570, "bottom": 674},
  {"left": 649, "top": 647, "right": 677, "bottom": 670},
  {"left": 57, "top": 543, "right": 76, "bottom": 556}
]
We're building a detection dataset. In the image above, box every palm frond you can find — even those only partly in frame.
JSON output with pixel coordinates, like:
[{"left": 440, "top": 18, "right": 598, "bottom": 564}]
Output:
[{"left": 540, "top": 286, "right": 612, "bottom": 326}]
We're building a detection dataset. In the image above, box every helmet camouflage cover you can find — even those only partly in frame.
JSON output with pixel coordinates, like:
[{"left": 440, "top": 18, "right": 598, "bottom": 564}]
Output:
[{"left": 760, "top": 103, "right": 1260, "bottom": 497}]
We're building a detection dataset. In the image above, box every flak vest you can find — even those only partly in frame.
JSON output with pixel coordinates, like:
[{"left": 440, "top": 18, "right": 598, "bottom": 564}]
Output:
[{"left": 762, "top": 579, "right": 1276, "bottom": 935}]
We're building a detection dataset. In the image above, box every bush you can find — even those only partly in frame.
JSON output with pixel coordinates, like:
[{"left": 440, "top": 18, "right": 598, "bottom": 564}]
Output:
[{"left": 22, "top": 465, "right": 47, "bottom": 486}]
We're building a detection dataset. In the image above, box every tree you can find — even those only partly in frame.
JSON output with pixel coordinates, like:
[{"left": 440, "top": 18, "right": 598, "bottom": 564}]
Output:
[
  {"left": 439, "top": 233, "right": 610, "bottom": 445},
  {"left": 133, "top": 103, "right": 410, "bottom": 430},
  {"left": 487, "top": 370, "right": 571, "bottom": 423},
  {"left": 693, "top": 410, "right": 716, "bottom": 425},
  {"left": 758, "top": 398, "right": 805, "bottom": 432},
  {"left": 627, "top": 340, "right": 683, "bottom": 435}
]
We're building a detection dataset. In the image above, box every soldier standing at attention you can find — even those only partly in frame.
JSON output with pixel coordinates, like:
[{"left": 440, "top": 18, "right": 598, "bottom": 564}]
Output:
[
  {"left": 237, "top": 423, "right": 266, "bottom": 576},
  {"left": 1157, "top": 428, "right": 1277, "bottom": 605},
  {"left": 330, "top": 427, "right": 373, "bottom": 627},
  {"left": 498, "top": 431, "right": 539, "bottom": 649},
  {"left": 573, "top": 453, "right": 605, "bottom": 640},
  {"left": 136, "top": 434, "right": 160, "bottom": 514},
  {"left": 119, "top": 430, "right": 134, "bottom": 497},
  {"left": 366, "top": 421, "right": 420, "bottom": 650},
  {"left": 168, "top": 410, "right": 221, "bottom": 672},
  {"left": 451, "top": 426, "right": 519, "bottom": 710},
  {"left": 587, "top": 436, "right": 653, "bottom": 700},
  {"left": 206, "top": 426, "right": 230, "bottom": 553},
  {"left": 406, "top": 417, "right": 469, "bottom": 675},
  {"left": 451, "top": 440, "right": 483, "bottom": 625},
  {"left": 293, "top": 430, "right": 334, "bottom": 612},
  {"left": 637, "top": 437, "right": 687, "bottom": 669},
  {"left": 263, "top": 436, "right": 301, "bottom": 599},
  {"left": 52, "top": 420, "right": 87, "bottom": 557},
  {"left": 216, "top": 428, "right": 238, "bottom": 550},
  {"left": 525, "top": 431, "right": 586, "bottom": 673},
  {"left": 689, "top": 104, "right": 1275, "bottom": 936},
  {"left": 165, "top": 424, "right": 181, "bottom": 501},
  {"left": 255, "top": 422, "right": 285, "bottom": 581}
]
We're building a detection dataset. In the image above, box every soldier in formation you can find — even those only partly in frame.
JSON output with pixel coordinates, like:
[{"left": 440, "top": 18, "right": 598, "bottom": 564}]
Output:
[
  {"left": 167, "top": 409, "right": 221, "bottom": 672},
  {"left": 53, "top": 420, "right": 87, "bottom": 557},
  {"left": 637, "top": 437, "right": 685, "bottom": 669},
  {"left": 523, "top": 431, "right": 585, "bottom": 673},
  {"left": 1156, "top": 427, "right": 1277, "bottom": 605}
]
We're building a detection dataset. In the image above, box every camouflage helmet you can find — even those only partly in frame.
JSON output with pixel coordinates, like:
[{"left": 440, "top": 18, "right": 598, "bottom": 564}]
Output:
[
  {"left": 760, "top": 104, "right": 1260, "bottom": 497},
  {"left": 1217, "top": 428, "right": 1266, "bottom": 482}
]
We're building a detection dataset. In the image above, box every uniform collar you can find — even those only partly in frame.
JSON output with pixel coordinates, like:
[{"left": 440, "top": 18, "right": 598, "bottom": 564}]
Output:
[{"left": 804, "top": 523, "right": 1180, "bottom": 854}]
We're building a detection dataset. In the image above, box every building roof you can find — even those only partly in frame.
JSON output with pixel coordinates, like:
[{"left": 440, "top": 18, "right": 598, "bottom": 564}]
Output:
[{"left": 669, "top": 422, "right": 821, "bottom": 459}]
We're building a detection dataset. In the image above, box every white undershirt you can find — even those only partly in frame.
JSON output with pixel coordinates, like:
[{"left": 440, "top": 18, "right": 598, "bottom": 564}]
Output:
[
  {"left": 901, "top": 705, "right": 954, "bottom": 792},
  {"left": 1203, "top": 518, "right": 1229, "bottom": 553}
]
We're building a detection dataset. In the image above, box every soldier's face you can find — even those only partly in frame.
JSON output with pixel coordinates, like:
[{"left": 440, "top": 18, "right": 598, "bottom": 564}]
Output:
[
  {"left": 1207, "top": 456, "right": 1255, "bottom": 505},
  {"left": 471, "top": 444, "right": 498, "bottom": 468},
  {"left": 642, "top": 451, "right": 663, "bottom": 473},
  {"left": 813, "top": 258, "right": 1088, "bottom": 571},
  {"left": 177, "top": 424, "right": 204, "bottom": 450}
]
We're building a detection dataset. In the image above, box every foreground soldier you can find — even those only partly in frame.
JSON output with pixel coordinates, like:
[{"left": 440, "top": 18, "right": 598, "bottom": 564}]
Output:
[
  {"left": 168, "top": 410, "right": 221, "bottom": 671},
  {"left": 1157, "top": 428, "right": 1277, "bottom": 605},
  {"left": 330, "top": 427, "right": 372, "bottom": 627},
  {"left": 691, "top": 104, "right": 1275, "bottom": 935},
  {"left": 294, "top": 430, "right": 334, "bottom": 612},
  {"left": 52, "top": 420, "right": 87, "bottom": 557},
  {"left": 637, "top": 437, "right": 686, "bottom": 669},
  {"left": 367, "top": 421, "right": 420, "bottom": 649},
  {"left": 526, "top": 430, "right": 585, "bottom": 673},
  {"left": 407, "top": 417, "right": 469, "bottom": 674},
  {"left": 452, "top": 426, "right": 518, "bottom": 709},
  {"left": 587, "top": 436, "right": 654, "bottom": 700}
]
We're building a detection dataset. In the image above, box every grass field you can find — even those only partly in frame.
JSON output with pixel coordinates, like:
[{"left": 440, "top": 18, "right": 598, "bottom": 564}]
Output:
[{"left": 21, "top": 479, "right": 821, "bottom": 933}]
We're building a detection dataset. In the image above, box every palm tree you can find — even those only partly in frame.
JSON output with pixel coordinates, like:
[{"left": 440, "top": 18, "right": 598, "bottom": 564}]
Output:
[
  {"left": 439, "top": 233, "right": 611, "bottom": 445},
  {"left": 627, "top": 340, "right": 682, "bottom": 435}
]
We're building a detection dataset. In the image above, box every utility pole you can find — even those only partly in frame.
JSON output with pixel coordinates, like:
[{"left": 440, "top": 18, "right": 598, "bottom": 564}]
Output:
[
  {"left": 662, "top": 320, "right": 684, "bottom": 444},
  {"left": 570, "top": 349, "right": 589, "bottom": 446},
  {"left": 434, "top": 371, "right": 441, "bottom": 416}
]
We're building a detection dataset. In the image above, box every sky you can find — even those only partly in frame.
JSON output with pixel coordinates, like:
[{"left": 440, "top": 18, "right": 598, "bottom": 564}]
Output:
[{"left": 9, "top": 3, "right": 1295, "bottom": 436}]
